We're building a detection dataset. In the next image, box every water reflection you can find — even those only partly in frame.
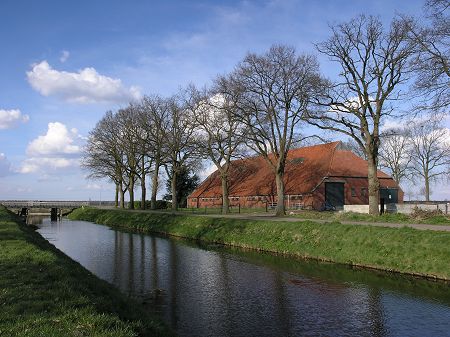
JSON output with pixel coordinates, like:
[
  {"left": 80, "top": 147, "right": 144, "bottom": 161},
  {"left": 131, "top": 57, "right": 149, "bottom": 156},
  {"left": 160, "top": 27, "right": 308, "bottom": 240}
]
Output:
[
  {"left": 35, "top": 217, "right": 450, "bottom": 337},
  {"left": 26, "top": 214, "right": 48, "bottom": 225}
]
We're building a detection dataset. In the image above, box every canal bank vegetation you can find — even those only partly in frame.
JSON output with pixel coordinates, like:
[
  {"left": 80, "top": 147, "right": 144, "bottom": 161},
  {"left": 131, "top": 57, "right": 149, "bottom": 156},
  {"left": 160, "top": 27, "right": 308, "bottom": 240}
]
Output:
[
  {"left": 70, "top": 207, "right": 450, "bottom": 281},
  {"left": 0, "top": 206, "right": 173, "bottom": 337}
]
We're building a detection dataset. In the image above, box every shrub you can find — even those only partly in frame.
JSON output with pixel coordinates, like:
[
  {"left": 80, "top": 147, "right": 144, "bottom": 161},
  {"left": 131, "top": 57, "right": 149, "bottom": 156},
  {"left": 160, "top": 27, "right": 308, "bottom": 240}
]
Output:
[
  {"left": 134, "top": 200, "right": 171, "bottom": 209},
  {"left": 411, "top": 206, "right": 443, "bottom": 220}
]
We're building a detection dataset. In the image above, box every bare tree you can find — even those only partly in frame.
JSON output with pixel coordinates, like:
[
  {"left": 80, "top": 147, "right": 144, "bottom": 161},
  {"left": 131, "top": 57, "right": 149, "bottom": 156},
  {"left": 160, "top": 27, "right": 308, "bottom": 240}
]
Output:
[
  {"left": 140, "top": 95, "right": 170, "bottom": 210},
  {"left": 408, "top": 115, "right": 450, "bottom": 201},
  {"left": 82, "top": 111, "right": 128, "bottom": 208},
  {"left": 378, "top": 128, "right": 412, "bottom": 184},
  {"left": 341, "top": 139, "right": 368, "bottom": 159},
  {"left": 135, "top": 106, "right": 155, "bottom": 210},
  {"left": 164, "top": 93, "right": 200, "bottom": 211},
  {"left": 405, "top": 0, "right": 450, "bottom": 110},
  {"left": 227, "top": 45, "right": 322, "bottom": 216},
  {"left": 116, "top": 105, "right": 148, "bottom": 210},
  {"left": 308, "top": 15, "right": 413, "bottom": 215},
  {"left": 188, "top": 84, "right": 246, "bottom": 214}
]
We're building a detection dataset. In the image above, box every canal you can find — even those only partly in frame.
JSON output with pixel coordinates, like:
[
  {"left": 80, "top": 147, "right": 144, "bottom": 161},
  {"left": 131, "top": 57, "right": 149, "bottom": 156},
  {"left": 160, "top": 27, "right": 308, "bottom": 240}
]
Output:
[{"left": 33, "top": 216, "right": 450, "bottom": 337}]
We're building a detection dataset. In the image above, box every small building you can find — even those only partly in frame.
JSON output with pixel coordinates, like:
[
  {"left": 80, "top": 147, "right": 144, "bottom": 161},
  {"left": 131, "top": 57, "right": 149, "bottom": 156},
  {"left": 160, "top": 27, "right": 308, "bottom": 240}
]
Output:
[{"left": 187, "top": 142, "right": 403, "bottom": 210}]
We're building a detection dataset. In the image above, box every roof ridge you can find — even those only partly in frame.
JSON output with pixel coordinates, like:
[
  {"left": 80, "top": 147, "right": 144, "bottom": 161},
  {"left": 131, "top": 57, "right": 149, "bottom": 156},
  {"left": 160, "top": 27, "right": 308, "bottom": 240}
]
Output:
[
  {"left": 228, "top": 141, "right": 341, "bottom": 165},
  {"left": 289, "top": 141, "right": 340, "bottom": 152}
]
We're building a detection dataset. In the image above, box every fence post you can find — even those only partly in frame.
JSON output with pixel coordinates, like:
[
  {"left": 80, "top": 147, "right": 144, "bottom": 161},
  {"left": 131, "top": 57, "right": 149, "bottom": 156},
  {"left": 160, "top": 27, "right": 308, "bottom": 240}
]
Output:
[{"left": 238, "top": 203, "right": 241, "bottom": 214}]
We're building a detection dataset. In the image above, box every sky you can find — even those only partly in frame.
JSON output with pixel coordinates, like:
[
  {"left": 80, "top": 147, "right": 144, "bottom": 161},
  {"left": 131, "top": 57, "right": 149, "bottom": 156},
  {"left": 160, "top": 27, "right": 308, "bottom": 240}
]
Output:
[{"left": 0, "top": 0, "right": 448, "bottom": 201}]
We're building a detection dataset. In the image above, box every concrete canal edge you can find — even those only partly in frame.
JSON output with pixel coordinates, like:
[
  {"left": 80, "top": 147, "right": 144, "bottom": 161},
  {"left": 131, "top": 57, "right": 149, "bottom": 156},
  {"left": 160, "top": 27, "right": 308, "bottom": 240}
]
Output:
[
  {"left": 0, "top": 206, "right": 174, "bottom": 337},
  {"left": 69, "top": 207, "right": 450, "bottom": 282}
]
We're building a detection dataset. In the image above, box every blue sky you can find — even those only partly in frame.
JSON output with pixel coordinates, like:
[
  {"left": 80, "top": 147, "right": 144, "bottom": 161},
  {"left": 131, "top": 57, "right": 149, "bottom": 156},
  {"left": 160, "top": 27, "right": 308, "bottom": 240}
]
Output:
[{"left": 1, "top": 0, "right": 448, "bottom": 201}]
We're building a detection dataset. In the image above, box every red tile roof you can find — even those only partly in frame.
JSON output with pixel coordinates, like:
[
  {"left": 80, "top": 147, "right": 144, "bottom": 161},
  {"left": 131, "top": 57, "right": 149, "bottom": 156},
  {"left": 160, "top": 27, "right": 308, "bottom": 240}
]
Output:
[{"left": 189, "top": 142, "right": 399, "bottom": 198}]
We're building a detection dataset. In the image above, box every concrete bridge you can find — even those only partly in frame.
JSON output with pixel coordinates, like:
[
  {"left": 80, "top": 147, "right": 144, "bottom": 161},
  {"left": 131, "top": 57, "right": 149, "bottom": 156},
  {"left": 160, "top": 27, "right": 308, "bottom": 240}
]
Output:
[{"left": 0, "top": 200, "right": 89, "bottom": 220}]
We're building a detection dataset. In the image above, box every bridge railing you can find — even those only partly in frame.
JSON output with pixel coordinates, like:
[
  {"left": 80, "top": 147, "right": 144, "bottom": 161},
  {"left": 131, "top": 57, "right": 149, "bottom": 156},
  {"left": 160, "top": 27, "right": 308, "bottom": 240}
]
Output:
[{"left": 0, "top": 201, "right": 90, "bottom": 208}]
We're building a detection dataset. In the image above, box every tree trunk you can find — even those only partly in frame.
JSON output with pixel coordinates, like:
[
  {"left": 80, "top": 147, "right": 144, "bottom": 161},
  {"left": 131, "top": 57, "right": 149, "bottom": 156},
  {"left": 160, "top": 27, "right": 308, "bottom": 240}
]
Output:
[
  {"left": 141, "top": 175, "right": 146, "bottom": 210},
  {"left": 129, "top": 175, "right": 135, "bottom": 210},
  {"left": 221, "top": 174, "right": 230, "bottom": 214},
  {"left": 120, "top": 181, "right": 125, "bottom": 209},
  {"left": 425, "top": 175, "right": 430, "bottom": 202},
  {"left": 140, "top": 157, "right": 146, "bottom": 210},
  {"left": 114, "top": 183, "right": 119, "bottom": 208},
  {"left": 367, "top": 154, "right": 380, "bottom": 215},
  {"left": 171, "top": 171, "right": 178, "bottom": 211},
  {"left": 151, "top": 161, "right": 160, "bottom": 210},
  {"left": 275, "top": 171, "right": 286, "bottom": 216}
]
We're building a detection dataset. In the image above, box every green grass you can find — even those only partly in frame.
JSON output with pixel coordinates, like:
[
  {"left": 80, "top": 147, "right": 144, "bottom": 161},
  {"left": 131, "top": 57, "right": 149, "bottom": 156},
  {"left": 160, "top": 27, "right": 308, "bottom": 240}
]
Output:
[
  {"left": 0, "top": 206, "right": 173, "bottom": 337},
  {"left": 70, "top": 207, "right": 450, "bottom": 280},
  {"left": 291, "top": 210, "right": 450, "bottom": 225}
]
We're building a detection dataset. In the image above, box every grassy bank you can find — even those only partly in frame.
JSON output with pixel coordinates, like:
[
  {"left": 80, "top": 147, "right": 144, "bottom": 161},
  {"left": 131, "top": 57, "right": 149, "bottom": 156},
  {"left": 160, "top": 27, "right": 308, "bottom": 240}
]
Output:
[
  {"left": 70, "top": 207, "right": 450, "bottom": 281},
  {"left": 0, "top": 206, "right": 172, "bottom": 337}
]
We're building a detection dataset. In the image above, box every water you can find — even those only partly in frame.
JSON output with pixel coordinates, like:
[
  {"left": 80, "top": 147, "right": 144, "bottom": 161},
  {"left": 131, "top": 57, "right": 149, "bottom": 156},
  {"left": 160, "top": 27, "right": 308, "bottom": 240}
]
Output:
[{"left": 33, "top": 216, "right": 450, "bottom": 337}]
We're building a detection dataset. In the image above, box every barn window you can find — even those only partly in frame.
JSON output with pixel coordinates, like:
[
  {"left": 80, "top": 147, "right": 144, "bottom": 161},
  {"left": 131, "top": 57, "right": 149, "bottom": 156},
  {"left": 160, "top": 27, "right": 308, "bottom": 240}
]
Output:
[
  {"left": 290, "top": 195, "right": 303, "bottom": 200},
  {"left": 361, "top": 188, "right": 368, "bottom": 197},
  {"left": 291, "top": 157, "right": 305, "bottom": 164},
  {"left": 351, "top": 187, "right": 357, "bottom": 197}
]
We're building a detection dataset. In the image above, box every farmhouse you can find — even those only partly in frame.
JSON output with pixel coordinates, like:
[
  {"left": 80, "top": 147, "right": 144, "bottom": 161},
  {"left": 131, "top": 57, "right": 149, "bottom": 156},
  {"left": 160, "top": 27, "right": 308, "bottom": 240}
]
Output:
[{"left": 187, "top": 142, "right": 403, "bottom": 210}]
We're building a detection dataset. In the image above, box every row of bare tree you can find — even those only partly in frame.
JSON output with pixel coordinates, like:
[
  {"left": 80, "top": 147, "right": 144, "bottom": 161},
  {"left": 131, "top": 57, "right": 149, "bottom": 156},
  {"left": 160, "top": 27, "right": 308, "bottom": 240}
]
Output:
[
  {"left": 346, "top": 115, "right": 450, "bottom": 201},
  {"left": 82, "top": 95, "right": 197, "bottom": 211},
  {"left": 83, "top": 1, "right": 449, "bottom": 216},
  {"left": 379, "top": 116, "right": 450, "bottom": 201}
]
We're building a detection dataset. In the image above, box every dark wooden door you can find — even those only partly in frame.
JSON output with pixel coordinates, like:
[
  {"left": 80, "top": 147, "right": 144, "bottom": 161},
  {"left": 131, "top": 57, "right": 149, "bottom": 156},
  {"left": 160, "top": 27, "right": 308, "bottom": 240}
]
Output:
[
  {"left": 325, "top": 182, "right": 345, "bottom": 209},
  {"left": 380, "top": 188, "right": 398, "bottom": 203}
]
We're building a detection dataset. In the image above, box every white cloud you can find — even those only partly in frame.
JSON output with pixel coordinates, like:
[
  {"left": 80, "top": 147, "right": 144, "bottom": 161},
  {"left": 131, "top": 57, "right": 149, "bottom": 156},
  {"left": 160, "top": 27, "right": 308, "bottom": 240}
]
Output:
[
  {"left": 19, "top": 122, "right": 83, "bottom": 174},
  {"left": 27, "top": 61, "right": 141, "bottom": 104},
  {"left": 381, "top": 118, "right": 405, "bottom": 131},
  {"left": 0, "top": 109, "right": 30, "bottom": 129},
  {"left": 19, "top": 157, "right": 78, "bottom": 174},
  {"left": 60, "top": 50, "right": 70, "bottom": 63},
  {"left": 27, "top": 122, "right": 80, "bottom": 156},
  {"left": 37, "top": 174, "right": 62, "bottom": 182},
  {"left": 85, "top": 183, "right": 102, "bottom": 190},
  {"left": 0, "top": 153, "right": 12, "bottom": 177},
  {"left": 200, "top": 162, "right": 217, "bottom": 181}
]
